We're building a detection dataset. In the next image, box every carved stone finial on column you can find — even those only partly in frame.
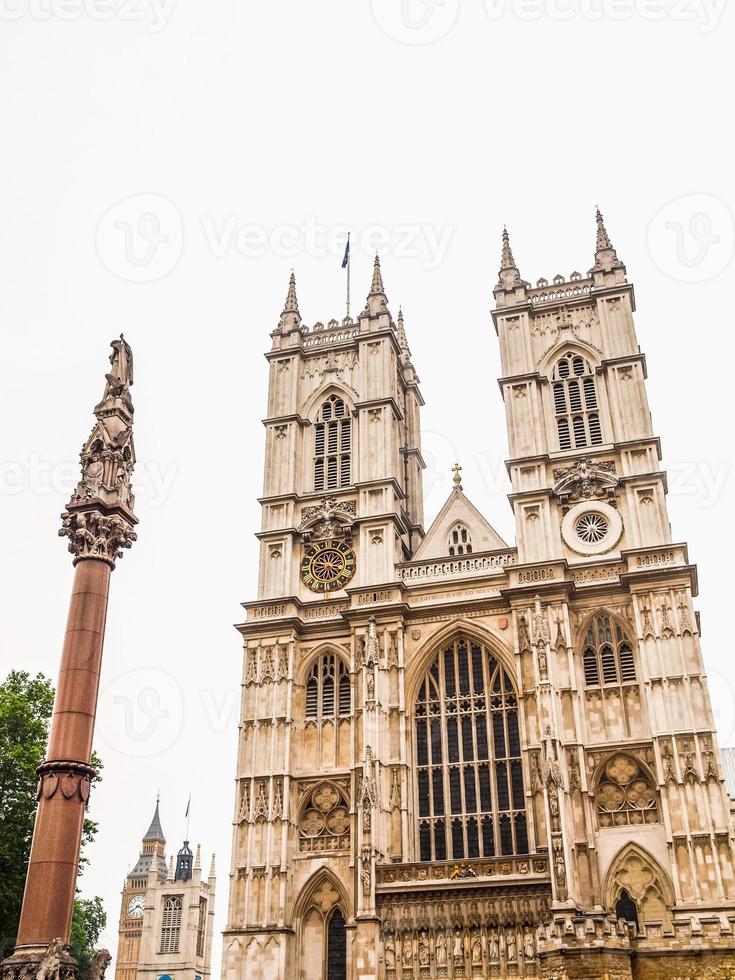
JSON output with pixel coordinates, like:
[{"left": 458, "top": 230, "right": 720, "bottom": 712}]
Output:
[{"left": 59, "top": 336, "right": 138, "bottom": 568}]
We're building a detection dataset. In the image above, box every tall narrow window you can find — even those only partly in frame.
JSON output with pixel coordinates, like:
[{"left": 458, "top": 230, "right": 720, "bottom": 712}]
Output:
[
  {"left": 326, "top": 908, "right": 347, "bottom": 980},
  {"left": 314, "top": 396, "right": 351, "bottom": 491},
  {"left": 415, "top": 637, "right": 528, "bottom": 862},
  {"left": 160, "top": 897, "right": 182, "bottom": 954},
  {"left": 553, "top": 353, "right": 603, "bottom": 450},
  {"left": 196, "top": 898, "right": 207, "bottom": 957},
  {"left": 582, "top": 614, "right": 637, "bottom": 689},
  {"left": 305, "top": 654, "right": 351, "bottom": 722}
]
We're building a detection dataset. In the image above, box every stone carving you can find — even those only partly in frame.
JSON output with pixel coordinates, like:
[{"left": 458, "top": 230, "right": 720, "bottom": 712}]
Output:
[
  {"left": 271, "top": 779, "right": 283, "bottom": 820},
  {"left": 36, "top": 762, "right": 93, "bottom": 805},
  {"left": 390, "top": 767, "right": 401, "bottom": 810},
  {"left": 260, "top": 647, "right": 275, "bottom": 683},
  {"left": 552, "top": 458, "right": 618, "bottom": 511},
  {"left": 385, "top": 935, "right": 396, "bottom": 970},
  {"left": 470, "top": 932, "right": 482, "bottom": 965},
  {"left": 298, "top": 782, "right": 350, "bottom": 851},
  {"left": 237, "top": 783, "right": 250, "bottom": 824},
  {"left": 596, "top": 754, "right": 658, "bottom": 826},
  {"left": 68, "top": 337, "right": 136, "bottom": 508},
  {"left": 245, "top": 650, "right": 257, "bottom": 685},
  {"left": 553, "top": 836, "right": 567, "bottom": 900},
  {"left": 58, "top": 510, "right": 137, "bottom": 568},
  {"left": 506, "top": 929, "right": 517, "bottom": 962},
  {"left": 435, "top": 933, "right": 447, "bottom": 965},
  {"left": 363, "top": 616, "right": 380, "bottom": 666},
  {"left": 299, "top": 497, "right": 356, "bottom": 543},
  {"left": 253, "top": 781, "right": 269, "bottom": 823},
  {"left": 88, "top": 950, "right": 112, "bottom": 980},
  {"left": 35, "top": 940, "right": 74, "bottom": 980},
  {"left": 402, "top": 935, "right": 413, "bottom": 967},
  {"left": 452, "top": 931, "right": 464, "bottom": 964},
  {"left": 359, "top": 746, "right": 378, "bottom": 832},
  {"left": 418, "top": 931, "right": 430, "bottom": 966}
]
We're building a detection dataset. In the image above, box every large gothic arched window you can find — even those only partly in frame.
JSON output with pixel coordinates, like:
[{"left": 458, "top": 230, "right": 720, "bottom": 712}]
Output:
[
  {"left": 314, "top": 395, "right": 351, "bottom": 491},
  {"left": 306, "top": 654, "right": 351, "bottom": 723},
  {"left": 415, "top": 637, "right": 529, "bottom": 862}
]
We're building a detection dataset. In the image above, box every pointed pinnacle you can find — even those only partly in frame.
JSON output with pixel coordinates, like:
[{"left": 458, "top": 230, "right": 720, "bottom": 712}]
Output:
[
  {"left": 595, "top": 207, "right": 613, "bottom": 251},
  {"left": 194, "top": 843, "right": 201, "bottom": 870},
  {"left": 283, "top": 270, "right": 299, "bottom": 314},
  {"left": 209, "top": 853, "right": 216, "bottom": 877},
  {"left": 396, "top": 307, "right": 411, "bottom": 358},
  {"left": 500, "top": 226, "right": 517, "bottom": 271},
  {"left": 369, "top": 254, "right": 385, "bottom": 296}
]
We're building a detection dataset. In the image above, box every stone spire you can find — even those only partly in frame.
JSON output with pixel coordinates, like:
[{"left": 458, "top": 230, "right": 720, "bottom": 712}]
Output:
[
  {"left": 366, "top": 254, "right": 389, "bottom": 316},
  {"left": 209, "top": 853, "right": 216, "bottom": 878},
  {"left": 494, "top": 227, "right": 528, "bottom": 298},
  {"left": 277, "top": 270, "right": 302, "bottom": 332},
  {"left": 396, "top": 307, "right": 412, "bottom": 363},
  {"left": 194, "top": 843, "right": 201, "bottom": 872},
  {"left": 590, "top": 206, "right": 624, "bottom": 275},
  {"left": 143, "top": 797, "right": 165, "bottom": 843}
]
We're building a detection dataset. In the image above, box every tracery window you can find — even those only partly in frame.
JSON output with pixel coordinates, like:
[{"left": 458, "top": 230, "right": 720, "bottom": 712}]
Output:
[
  {"left": 596, "top": 754, "right": 658, "bottom": 827},
  {"left": 326, "top": 909, "right": 347, "bottom": 980},
  {"left": 306, "top": 654, "right": 351, "bottom": 722},
  {"left": 314, "top": 396, "right": 351, "bottom": 492},
  {"left": 582, "top": 614, "right": 636, "bottom": 688},
  {"left": 299, "top": 783, "right": 350, "bottom": 852},
  {"left": 552, "top": 352, "right": 602, "bottom": 451},
  {"left": 415, "top": 637, "right": 529, "bottom": 861},
  {"left": 448, "top": 523, "right": 472, "bottom": 556},
  {"left": 160, "top": 896, "right": 182, "bottom": 954}
]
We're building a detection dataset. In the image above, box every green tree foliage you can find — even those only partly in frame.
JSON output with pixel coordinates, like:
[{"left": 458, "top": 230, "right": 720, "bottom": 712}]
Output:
[{"left": 0, "top": 671, "right": 106, "bottom": 970}]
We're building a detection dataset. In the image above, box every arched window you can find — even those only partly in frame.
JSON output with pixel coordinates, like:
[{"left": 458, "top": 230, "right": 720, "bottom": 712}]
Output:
[
  {"left": 552, "top": 352, "right": 603, "bottom": 451},
  {"left": 314, "top": 396, "right": 351, "bottom": 491},
  {"left": 306, "top": 654, "right": 351, "bottom": 722},
  {"left": 582, "top": 614, "right": 636, "bottom": 687},
  {"left": 615, "top": 889, "right": 639, "bottom": 928},
  {"left": 326, "top": 908, "right": 347, "bottom": 980},
  {"left": 448, "top": 523, "right": 472, "bottom": 556},
  {"left": 415, "top": 636, "right": 528, "bottom": 862},
  {"left": 596, "top": 754, "right": 658, "bottom": 827},
  {"left": 160, "top": 896, "right": 182, "bottom": 953}
]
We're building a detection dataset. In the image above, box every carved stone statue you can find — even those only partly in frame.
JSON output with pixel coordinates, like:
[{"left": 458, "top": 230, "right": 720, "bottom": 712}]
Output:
[
  {"left": 506, "top": 929, "right": 517, "bottom": 962},
  {"left": 471, "top": 932, "right": 482, "bottom": 965},
  {"left": 88, "top": 950, "right": 112, "bottom": 980},
  {"left": 524, "top": 930, "right": 536, "bottom": 960},
  {"left": 452, "top": 931, "right": 464, "bottom": 963},
  {"left": 384, "top": 936, "right": 396, "bottom": 969},
  {"left": 435, "top": 932, "right": 447, "bottom": 965},
  {"left": 418, "top": 931, "right": 430, "bottom": 966},
  {"left": 36, "top": 940, "right": 68, "bottom": 980},
  {"left": 488, "top": 932, "right": 499, "bottom": 961},
  {"left": 402, "top": 936, "right": 413, "bottom": 966}
]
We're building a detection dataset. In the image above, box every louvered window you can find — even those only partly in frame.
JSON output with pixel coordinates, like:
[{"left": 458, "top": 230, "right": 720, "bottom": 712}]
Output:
[
  {"left": 306, "top": 654, "right": 351, "bottom": 722},
  {"left": 314, "top": 396, "right": 351, "bottom": 491},
  {"left": 160, "top": 897, "right": 182, "bottom": 954},
  {"left": 415, "top": 638, "right": 529, "bottom": 862},
  {"left": 583, "top": 615, "right": 637, "bottom": 689},
  {"left": 553, "top": 353, "right": 603, "bottom": 451}
]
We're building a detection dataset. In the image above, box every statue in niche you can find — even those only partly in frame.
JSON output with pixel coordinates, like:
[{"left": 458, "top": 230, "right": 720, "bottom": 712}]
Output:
[
  {"left": 384, "top": 936, "right": 396, "bottom": 969},
  {"left": 435, "top": 932, "right": 447, "bottom": 965},
  {"left": 471, "top": 933, "right": 482, "bottom": 965},
  {"left": 506, "top": 929, "right": 517, "bottom": 962},
  {"left": 418, "top": 931, "right": 430, "bottom": 966}
]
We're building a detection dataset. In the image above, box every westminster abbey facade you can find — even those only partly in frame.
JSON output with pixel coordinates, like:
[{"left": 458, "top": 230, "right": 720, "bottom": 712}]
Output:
[{"left": 221, "top": 215, "right": 735, "bottom": 979}]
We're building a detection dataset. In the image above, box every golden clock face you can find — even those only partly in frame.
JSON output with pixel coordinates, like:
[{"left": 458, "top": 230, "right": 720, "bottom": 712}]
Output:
[{"left": 301, "top": 539, "right": 356, "bottom": 593}]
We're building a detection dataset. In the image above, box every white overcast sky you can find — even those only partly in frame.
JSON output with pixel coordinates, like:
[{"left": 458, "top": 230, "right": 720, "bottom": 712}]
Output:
[{"left": 1, "top": 0, "right": 734, "bottom": 972}]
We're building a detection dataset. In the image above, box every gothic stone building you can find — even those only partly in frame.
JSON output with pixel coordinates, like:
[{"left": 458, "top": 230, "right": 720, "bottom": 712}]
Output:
[
  {"left": 114, "top": 801, "right": 216, "bottom": 980},
  {"left": 221, "top": 216, "right": 735, "bottom": 979}
]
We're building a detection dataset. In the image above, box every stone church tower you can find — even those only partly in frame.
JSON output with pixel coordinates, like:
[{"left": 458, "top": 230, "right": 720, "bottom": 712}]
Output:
[
  {"left": 114, "top": 801, "right": 216, "bottom": 980},
  {"left": 222, "top": 222, "right": 735, "bottom": 979}
]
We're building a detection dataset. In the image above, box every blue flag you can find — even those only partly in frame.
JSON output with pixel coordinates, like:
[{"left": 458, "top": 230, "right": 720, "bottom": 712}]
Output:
[{"left": 341, "top": 235, "right": 350, "bottom": 269}]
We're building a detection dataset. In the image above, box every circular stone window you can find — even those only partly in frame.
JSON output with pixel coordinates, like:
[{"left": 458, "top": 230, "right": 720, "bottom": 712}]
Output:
[
  {"left": 561, "top": 500, "right": 623, "bottom": 556},
  {"left": 576, "top": 512, "right": 609, "bottom": 544}
]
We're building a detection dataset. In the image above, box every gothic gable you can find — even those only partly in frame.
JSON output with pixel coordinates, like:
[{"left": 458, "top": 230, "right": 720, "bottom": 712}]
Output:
[{"left": 412, "top": 489, "right": 509, "bottom": 561}]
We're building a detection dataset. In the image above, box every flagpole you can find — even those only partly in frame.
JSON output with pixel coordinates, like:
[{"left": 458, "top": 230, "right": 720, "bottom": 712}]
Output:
[{"left": 346, "top": 232, "right": 351, "bottom": 319}]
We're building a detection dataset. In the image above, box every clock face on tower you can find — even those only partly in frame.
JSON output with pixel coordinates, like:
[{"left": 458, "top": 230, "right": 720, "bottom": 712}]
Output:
[
  {"left": 301, "top": 539, "right": 356, "bottom": 593},
  {"left": 127, "top": 894, "right": 145, "bottom": 918}
]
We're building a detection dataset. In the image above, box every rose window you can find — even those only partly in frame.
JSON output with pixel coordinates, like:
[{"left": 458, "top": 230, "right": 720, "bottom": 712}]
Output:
[
  {"left": 299, "top": 782, "right": 350, "bottom": 852},
  {"left": 596, "top": 754, "right": 658, "bottom": 828},
  {"left": 576, "top": 512, "right": 609, "bottom": 544}
]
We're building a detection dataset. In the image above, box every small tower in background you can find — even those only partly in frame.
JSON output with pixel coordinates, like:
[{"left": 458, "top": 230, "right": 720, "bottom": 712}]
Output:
[{"left": 113, "top": 802, "right": 215, "bottom": 980}]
